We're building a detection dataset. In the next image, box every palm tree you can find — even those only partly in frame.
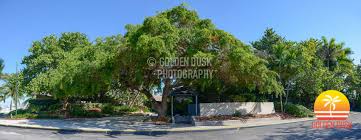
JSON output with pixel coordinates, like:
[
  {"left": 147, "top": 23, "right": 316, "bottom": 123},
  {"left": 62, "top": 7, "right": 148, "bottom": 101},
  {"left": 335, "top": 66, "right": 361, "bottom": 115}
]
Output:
[
  {"left": 0, "top": 74, "right": 23, "bottom": 116},
  {"left": 271, "top": 41, "right": 298, "bottom": 112},
  {"left": 0, "top": 58, "right": 4, "bottom": 79},
  {"left": 0, "top": 59, "right": 5, "bottom": 112},
  {"left": 317, "top": 37, "right": 353, "bottom": 71},
  {"left": 322, "top": 94, "right": 341, "bottom": 116},
  {"left": 0, "top": 58, "right": 9, "bottom": 84}
]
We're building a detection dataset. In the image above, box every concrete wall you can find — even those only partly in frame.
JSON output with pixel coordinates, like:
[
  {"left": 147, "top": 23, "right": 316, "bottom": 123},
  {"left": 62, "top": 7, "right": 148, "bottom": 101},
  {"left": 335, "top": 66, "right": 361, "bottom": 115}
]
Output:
[{"left": 195, "top": 102, "right": 275, "bottom": 116}]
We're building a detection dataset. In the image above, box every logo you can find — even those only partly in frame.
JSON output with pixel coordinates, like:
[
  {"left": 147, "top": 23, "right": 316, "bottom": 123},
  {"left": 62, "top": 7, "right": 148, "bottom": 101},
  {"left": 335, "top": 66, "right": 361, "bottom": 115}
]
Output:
[
  {"left": 147, "top": 57, "right": 216, "bottom": 79},
  {"left": 314, "top": 90, "right": 350, "bottom": 120},
  {"left": 312, "top": 90, "right": 352, "bottom": 129}
]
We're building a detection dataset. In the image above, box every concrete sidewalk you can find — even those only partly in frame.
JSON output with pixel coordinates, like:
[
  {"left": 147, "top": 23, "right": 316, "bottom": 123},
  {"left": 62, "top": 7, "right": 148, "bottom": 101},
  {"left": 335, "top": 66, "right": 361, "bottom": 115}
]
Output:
[{"left": 0, "top": 117, "right": 315, "bottom": 133}]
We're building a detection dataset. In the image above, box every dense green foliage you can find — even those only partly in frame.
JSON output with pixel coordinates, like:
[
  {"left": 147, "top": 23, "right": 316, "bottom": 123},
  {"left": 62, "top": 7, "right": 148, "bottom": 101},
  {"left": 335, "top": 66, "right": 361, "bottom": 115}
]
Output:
[
  {"left": 68, "top": 105, "right": 102, "bottom": 118},
  {"left": 27, "top": 99, "right": 62, "bottom": 113},
  {"left": 118, "top": 5, "right": 283, "bottom": 116},
  {"left": 284, "top": 104, "right": 314, "bottom": 117},
  {"left": 0, "top": 58, "right": 5, "bottom": 101},
  {"left": 0, "top": 74, "right": 25, "bottom": 113},
  {"left": 1, "top": 5, "right": 360, "bottom": 118},
  {"left": 0, "top": 58, "right": 3, "bottom": 77},
  {"left": 22, "top": 33, "right": 122, "bottom": 100},
  {"left": 8, "top": 99, "right": 139, "bottom": 119},
  {"left": 274, "top": 102, "right": 313, "bottom": 117},
  {"left": 101, "top": 104, "right": 138, "bottom": 115},
  {"left": 251, "top": 28, "right": 356, "bottom": 108}
]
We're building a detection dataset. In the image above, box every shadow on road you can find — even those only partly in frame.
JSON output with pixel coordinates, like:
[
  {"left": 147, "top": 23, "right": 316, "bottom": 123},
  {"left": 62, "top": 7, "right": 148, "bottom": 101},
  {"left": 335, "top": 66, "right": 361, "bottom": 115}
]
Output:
[
  {"left": 54, "top": 130, "right": 82, "bottom": 135},
  {"left": 104, "top": 130, "right": 169, "bottom": 137},
  {"left": 264, "top": 123, "right": 361, "bottom": 140}
]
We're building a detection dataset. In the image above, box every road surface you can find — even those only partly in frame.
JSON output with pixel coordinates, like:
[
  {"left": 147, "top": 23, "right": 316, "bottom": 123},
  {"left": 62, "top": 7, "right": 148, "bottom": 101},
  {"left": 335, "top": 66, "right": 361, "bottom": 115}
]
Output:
[{"left": 0, "top": 112, "right": 360, "bottom": 140}]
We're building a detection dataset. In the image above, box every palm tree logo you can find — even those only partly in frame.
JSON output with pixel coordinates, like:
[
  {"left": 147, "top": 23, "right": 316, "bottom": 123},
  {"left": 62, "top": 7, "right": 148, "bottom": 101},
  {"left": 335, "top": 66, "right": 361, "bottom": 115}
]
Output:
[
  {"left": 314, "top": 90, "right": 350, "bottom": 120},
  {"left": 322, "top": 94, "right": 341, "bottom": 116}
]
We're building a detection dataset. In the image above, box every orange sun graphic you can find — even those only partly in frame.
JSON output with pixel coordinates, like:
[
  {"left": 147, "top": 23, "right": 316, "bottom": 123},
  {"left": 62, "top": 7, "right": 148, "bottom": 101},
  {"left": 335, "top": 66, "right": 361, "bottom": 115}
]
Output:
[{"left": 314, "top": 90, "right": 350, "bottom": 120}]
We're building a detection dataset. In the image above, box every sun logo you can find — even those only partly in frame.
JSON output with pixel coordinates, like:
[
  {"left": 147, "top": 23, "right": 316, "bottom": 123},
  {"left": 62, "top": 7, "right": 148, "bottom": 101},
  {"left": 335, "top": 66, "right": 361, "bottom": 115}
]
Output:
[{"left": 314, "top": 90, "right": 350, "bottom": 120}]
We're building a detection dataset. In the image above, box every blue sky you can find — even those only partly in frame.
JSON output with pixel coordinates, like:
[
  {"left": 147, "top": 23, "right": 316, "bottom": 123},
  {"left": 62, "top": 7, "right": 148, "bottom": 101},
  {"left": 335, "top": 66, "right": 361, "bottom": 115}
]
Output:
[{"left": 0, "top": 0, "right": 360, "bottom": 74}]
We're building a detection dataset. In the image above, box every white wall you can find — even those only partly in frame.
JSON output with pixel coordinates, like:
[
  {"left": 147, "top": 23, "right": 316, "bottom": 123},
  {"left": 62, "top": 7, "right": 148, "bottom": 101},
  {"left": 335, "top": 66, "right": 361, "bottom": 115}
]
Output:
[
  {"left": 199, "top": 102, "right": 275, "bottom": 116},
  {"left": 0, "top": 97, "right": 27, "bottom": 114}
]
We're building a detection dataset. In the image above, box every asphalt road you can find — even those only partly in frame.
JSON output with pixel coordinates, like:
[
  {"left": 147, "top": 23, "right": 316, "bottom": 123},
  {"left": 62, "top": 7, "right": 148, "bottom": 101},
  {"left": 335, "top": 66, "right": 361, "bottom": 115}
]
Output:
[{"left": 1, "top": 112, "right": 361, "bottom": 140}]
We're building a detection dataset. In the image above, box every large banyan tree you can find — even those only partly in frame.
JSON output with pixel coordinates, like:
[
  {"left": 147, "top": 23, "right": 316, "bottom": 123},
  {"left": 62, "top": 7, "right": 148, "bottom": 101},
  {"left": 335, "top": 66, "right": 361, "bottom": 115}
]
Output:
[{"left": 118, "top": 5, "right": 283, "bottom": 117}]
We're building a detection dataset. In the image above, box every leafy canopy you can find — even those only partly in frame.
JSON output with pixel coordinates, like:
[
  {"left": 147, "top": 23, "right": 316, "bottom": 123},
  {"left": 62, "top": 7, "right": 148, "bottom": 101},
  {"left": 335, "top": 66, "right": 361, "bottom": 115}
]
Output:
[{"left": 119, "top": 5, "right": 283, "bottom": 96}]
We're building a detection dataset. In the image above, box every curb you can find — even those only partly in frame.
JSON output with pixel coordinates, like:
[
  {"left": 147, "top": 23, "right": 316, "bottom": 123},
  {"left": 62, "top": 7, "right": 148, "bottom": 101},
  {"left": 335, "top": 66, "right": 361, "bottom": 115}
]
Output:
[{"left": 0, "top": 118, "right": 315, "bottom": 134}]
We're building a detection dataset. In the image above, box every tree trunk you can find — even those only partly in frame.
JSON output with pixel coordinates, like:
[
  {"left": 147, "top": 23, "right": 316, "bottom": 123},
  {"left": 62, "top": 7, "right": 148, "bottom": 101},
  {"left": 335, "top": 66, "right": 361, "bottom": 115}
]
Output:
[
  {"left": 142, "top": 79, "right": 172, "bottom": 118},
  {"left": 155, "top": 79, "right": 172, "bottom": 117},
  {"left": 129, "top": 91, "right": 140, "bottom": 107},
  {"left": 62, "top": 97, "right": 69, "bottom": 118},
  {"left": 9, "top": 99, "right": 12, "bottom": 118},
  {"left": 285, "top": 82, "right": 290, "bottom": 105},
  {"left": 285, "top": 90, "right": 289, "bottom": 105},
  {"left": 98, "top": 89, "right": 107, "bottom": 103},
  {"left": 280, "top": 94, "right": 283, "bottom": 113},
  {"left": 153, "top": 102, "right": 167, "bottom": 117},
  {"left": 15, "top": 98, "right": 18, "bottom": 116},
  {"left": 278, "top": 66, "right": 284, "bottom": 113}
]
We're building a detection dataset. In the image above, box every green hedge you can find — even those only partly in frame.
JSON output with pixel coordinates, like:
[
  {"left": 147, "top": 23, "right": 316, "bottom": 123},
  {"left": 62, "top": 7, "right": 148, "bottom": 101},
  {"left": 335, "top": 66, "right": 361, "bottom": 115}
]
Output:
[
  {"left": 284, "top": 103, "right": 314, "bottom": 117},
  {"left": 8, "top": 109, "right": 38, "bottom": 119},
  {"left": 8, "top": 109, "right": 29, "bottom": 115},
  {"left": 28, "top": 99, "right": 60, "bottom": 106},
  {"left": 10, "top": 100, "right": 140, "bottom": 119},
  {"left": 102, "top": 104, "right": 137, "bottom": 115},
  {"left": 27, "top": 99, "right": 62, "bottom": 113},
  {"left": 274, "top": 102, "right": 282, "bottom": 112},
  {"left": 82, "top": 103, "right": 104, "bottom": 110},
  {"left": 274, "top": 102, "right": 314, "bottom": 117},
  {"left": 69, "top": 104, "right": 102, "bottom": 118},
  {"left": 11, "top": 113, "right": 38, "bottom": 119}
]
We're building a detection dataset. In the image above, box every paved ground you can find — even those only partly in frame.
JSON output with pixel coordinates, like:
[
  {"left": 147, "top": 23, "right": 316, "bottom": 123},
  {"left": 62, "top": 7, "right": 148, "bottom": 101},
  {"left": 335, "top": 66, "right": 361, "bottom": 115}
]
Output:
[
  {"left": 0, "top": 116, "right": 177, "bottom": 131},
  {"left": 0, "top": 115, "right": 313, "bottom": 132},
  {"left": 0, "top": 112, "right": 360, "bottom": 140}
]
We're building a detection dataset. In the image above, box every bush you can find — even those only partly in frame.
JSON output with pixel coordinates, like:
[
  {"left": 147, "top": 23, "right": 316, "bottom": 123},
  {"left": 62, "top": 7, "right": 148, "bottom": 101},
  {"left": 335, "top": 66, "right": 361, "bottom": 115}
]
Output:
[
  {"left": 9, "top": 109, "right": 60, "bottom": 119},
  {"left": 69, "top": 105, "right": 102, "bottom": 118},
  {"left": 274, "top": 102, "right": 281, "bottom": 112},
  {"left": 13, "top": 100, "right": 141, "bottom": 118},
  {"left": 8, "top": 109, "right": 29, "bottom": 116},
  {"left": 140, "top": 106, "right": 150, "bottom": 112},
  {"left": 101, "top": 104, "right": 115, "bottom": 115},
  {"left": 7, "top": 109, "right": 38, "bottom": 119},
  {"left": 284, "top": 103, "right": 314, "bottom": 117},
  {"left": 27, "top": 99, "right": 61, "bottom": 113},
  {"left": 115, "top": 105, "right": 137, "bottom": 113},
  {"left": 48, "top": 104, "right": 63, "bottom": 111},
  {"left": 11, "top": 113, "right": 38, "bottom": 119},
  {"left": 28, "top": 99, "right": 60, "bottom": 106},
  {"left": 230, "top": 95, "right": 247, "bottom": 102},
  {"left": 37, "top": 111, "right": 62, "bottom": 119},
  {"left": 102, "top": 104, "right": 137, "bottom": 115},
  {"left": 82, "top": 103, "right": 104, "bottom": 110},
  {"left": 233, "top": 110, "right": 243, "bottom": 117}
]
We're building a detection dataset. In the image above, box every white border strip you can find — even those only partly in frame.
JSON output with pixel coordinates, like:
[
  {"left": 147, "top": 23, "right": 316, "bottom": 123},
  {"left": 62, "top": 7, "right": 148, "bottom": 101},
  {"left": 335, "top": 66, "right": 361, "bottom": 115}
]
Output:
[
  {"left": 315, "top": 115, "right": 348, "bottom": 118},
  {"left": 314, "top": 111, "right": 349, "bottom": 113}
]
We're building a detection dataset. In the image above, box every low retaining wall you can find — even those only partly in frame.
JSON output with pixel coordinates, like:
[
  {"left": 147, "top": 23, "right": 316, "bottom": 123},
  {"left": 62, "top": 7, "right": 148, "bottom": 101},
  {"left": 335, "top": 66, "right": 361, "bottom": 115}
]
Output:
[
  {"left": 192, "top": 102, "right": 275, "bottom": 116},
  {"left": 192, "top": 117, "right": 281, "bottom": 126}
]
